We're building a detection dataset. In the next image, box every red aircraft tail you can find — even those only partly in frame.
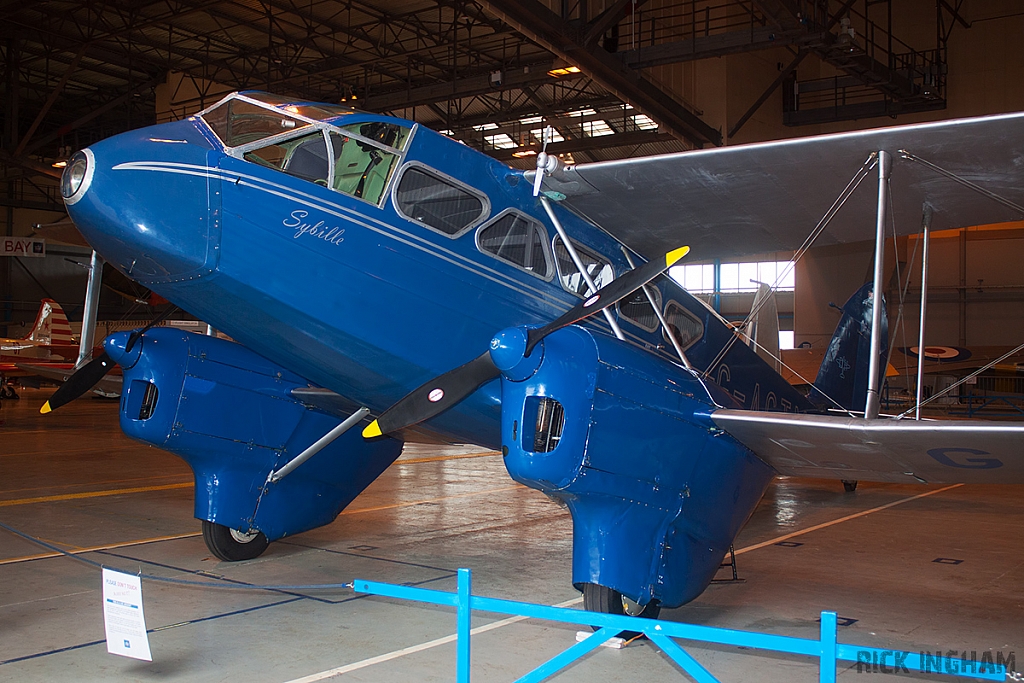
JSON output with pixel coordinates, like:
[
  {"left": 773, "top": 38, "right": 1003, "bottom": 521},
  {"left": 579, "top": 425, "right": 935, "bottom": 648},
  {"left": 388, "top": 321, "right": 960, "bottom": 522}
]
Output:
[{"left": 24, "top": 299, "right": 76, "bottom": 346}]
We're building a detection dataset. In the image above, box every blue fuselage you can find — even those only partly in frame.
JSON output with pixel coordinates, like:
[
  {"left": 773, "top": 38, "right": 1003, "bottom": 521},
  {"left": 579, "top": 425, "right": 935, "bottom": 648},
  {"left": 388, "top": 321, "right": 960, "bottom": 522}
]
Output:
[{"left": 65, "top": 105, "right": 808, "bottom": 448}]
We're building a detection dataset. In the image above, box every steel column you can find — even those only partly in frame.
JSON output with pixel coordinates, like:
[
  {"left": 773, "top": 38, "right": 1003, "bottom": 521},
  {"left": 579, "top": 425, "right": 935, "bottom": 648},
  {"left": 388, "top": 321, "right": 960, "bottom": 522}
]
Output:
[{"left": 864, "top": 149, "right": 891, "bottom": 419}]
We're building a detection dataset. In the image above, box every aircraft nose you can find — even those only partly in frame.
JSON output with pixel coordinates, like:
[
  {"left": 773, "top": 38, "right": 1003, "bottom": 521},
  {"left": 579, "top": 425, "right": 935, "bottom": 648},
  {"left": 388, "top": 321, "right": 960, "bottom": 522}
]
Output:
[
  {"left": 104, "top": 331, "right": 142, "bottom": 369},
  {"left": 63, "top": 119, "right": 220, "bottom": 284}
]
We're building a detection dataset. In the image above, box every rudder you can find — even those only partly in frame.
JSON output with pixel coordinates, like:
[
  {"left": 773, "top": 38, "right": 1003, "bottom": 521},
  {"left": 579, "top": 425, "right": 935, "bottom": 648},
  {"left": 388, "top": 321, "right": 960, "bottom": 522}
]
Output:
[{"left": 810, "top": 283, "right": 887, "bottom": 413}]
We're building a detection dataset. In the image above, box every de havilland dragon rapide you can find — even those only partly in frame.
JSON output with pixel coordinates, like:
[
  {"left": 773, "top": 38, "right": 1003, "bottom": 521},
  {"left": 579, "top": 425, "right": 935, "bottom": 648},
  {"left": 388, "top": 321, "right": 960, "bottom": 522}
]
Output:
[{"left": 47, "top": 90, "right": 1024, "bottom": 621}]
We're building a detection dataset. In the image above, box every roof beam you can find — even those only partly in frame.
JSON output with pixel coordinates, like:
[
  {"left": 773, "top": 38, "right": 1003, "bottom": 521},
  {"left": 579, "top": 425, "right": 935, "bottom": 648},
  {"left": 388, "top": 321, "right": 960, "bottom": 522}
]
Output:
[
  {"left": 362, "top": 58, "right": 582, "bottom": 111},
  {"left": 477, "top": 0, "right": 721, "bottom": 147},
  {"left": 483, "top": 129, "right": 675, "bottom": 161},
  {"left": 617, "top": 27, "right": 824, "bottom": 68}
]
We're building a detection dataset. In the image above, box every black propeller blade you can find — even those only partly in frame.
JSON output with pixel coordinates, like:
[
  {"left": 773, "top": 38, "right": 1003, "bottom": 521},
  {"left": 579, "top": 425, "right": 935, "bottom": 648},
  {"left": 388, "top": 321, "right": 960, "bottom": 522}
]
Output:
[
  {"left": 363, "top": 246, "right": 689, "bottom": 438},
  {"left": 40, "top": 306, "right": 179, "bottom": 414}
]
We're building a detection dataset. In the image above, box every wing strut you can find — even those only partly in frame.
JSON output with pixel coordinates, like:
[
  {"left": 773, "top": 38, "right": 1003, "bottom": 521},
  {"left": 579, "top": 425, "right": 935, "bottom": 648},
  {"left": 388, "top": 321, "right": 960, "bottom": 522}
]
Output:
[
  {"left": 621, "top": 246, "right": 693, "bottom": 370},
  {"left": 539, "top": 196, "right": 625, "bottom": 342},
  {"left": 864, "top": 150, "right": 891, "bottom": 419},
  {"left": 268, "top": 406, "right": 370, "bottom": 482},
  {"left": 914, "top": 205, "right": 933, "bottom": 420},
  {"left": 76, "top": 250, "right": 104, "bottom": 367}
]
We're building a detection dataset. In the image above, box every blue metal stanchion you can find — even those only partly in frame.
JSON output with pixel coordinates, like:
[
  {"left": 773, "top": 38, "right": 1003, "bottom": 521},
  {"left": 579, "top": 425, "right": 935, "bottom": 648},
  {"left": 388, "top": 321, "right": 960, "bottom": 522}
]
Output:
[
  {"left": 819, "top": 611, "right": 837, "bottom": 683},
  {"left": 457, "top": 568, "right": 471, "bottom": 683},
  {"left": 352, "top": 569, "right": 1007, "bottom": 682}
]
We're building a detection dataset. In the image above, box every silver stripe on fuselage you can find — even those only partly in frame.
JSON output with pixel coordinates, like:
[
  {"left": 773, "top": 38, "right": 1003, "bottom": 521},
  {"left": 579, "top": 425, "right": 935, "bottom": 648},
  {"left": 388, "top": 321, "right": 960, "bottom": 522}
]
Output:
[{"left": 111, "top": 161, "right": 670, "bottom": 359}]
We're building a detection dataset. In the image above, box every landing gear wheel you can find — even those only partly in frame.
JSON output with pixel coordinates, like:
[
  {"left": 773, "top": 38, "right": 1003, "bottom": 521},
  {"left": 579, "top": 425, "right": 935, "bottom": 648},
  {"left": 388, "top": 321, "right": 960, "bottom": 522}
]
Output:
[
  {"left": 201, "top": 520, "right": 269, "bottom": 561},
  {"left": 0, "top": 384, "right": 16, "bottom": 399},
  {"left": 582, "top": 583, "right": 661, "bottom": 640},
  {"left": 842, "top": 480, "right": 858, "bottom": 492}
]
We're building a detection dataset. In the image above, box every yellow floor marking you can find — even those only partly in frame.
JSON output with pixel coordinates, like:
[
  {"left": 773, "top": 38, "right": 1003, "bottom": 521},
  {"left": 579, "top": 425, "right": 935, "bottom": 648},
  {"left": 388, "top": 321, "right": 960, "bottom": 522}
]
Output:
[
  {"left": 1, "top": 473, "right": 190, "bottom": 497},
  {"left": 341, "top": 484, "right": 526, "bottom": 515},
  {"left": 397, "top": 451, "right": 500, "bottom": 465},
  {"left": 0, "top": 532, "right": 202, "bottom": 566},
  {"left": 734, "top": 483, "right": 963, "bottom": 555},
  {"left": 0, "top": 482, "right": 193, "bottom": 507}
]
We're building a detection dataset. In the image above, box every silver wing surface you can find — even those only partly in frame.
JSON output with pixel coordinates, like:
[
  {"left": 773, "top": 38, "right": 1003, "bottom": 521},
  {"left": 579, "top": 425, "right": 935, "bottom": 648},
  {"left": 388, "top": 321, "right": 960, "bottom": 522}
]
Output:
[
  {"left": 712, "top": 410, "right": 1024, "bottom": 484},
  {"left": 540, "top": 111, "right": 1024, "bottom": 261}
]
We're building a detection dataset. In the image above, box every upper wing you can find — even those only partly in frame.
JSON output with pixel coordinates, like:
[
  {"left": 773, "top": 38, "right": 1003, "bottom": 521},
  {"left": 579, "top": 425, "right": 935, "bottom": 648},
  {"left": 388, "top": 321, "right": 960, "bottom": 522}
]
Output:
[
  {"left": 540, "top": 111, "right": 1024, "bottom": 261},
  {"left": 712, "top": 409, "right": 1024, "bottom": 484}
]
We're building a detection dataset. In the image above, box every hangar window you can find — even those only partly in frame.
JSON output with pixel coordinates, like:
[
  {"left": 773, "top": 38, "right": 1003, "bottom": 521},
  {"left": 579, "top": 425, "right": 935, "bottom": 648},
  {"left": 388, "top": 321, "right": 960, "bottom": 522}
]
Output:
[
  {"left": 618, "top": 286, "right": 662, "bottom": 332},
  {"left": 553, "top": 237, "right": 614, "bottom": 297},
  {"left": 395, "top": 166, "right": 488, "bottom": 236},
  {"left": 243, "top": 131, "right": 330, "bottom": 184},
  {"left": 476, "top": 211, "right": 552, "bottom": 279},
  {"left": 202, "top": 97, "right": 309, "bottom": 148},
  {"left": 663, "top": 301, "right": 704, "bottom": 350}
]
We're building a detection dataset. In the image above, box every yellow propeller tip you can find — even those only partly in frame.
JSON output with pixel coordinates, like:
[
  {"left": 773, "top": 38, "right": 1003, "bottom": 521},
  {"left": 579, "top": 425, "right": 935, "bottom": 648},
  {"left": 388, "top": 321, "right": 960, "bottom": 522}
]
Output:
[
  {"left": 40, "top": 402, "right": 52, "bottom": 415},
  {"left": 665, "top": 246, "right": 690, "bottom": 267},
  {"left": 362, "top": 420, "right": 382, "bottom": 439}
]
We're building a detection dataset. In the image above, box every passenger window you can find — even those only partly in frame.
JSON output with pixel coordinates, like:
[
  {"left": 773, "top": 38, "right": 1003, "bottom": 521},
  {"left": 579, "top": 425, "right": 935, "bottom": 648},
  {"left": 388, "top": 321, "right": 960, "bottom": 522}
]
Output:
[
  {"left": 619, "top": 286, "right": 662, "bottom": 332},
  {"left": 329, "top": 129, "right": 399, "bottom": 204},
  {"left": 663, "top": 301, "right": 704, "bottom": 350},
  {"left": 395, "top": 167, "right": 487, "bottom": 236},
  {"left": 477, "top": 212, "right": 551, "bottom": 278},
  {"left": 243, "top": 131, "right": 330, "bottom": 184},
  {"left": 553, "top": 237, "right": 614, "bottom": 297}
]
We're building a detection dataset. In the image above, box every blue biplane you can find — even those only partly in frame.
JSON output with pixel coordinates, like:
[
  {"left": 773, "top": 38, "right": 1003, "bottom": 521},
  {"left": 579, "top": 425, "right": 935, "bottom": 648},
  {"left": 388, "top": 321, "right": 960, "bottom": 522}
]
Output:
[{"left": 47, "top": 91, "right": 1024, "bottom": 621}]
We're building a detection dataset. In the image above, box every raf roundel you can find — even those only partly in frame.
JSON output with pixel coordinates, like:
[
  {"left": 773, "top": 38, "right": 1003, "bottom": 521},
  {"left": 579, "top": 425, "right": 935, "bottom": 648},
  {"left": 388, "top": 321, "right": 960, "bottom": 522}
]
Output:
[{"left": 428, "top": 388, "right": 445, "bottom": 403}]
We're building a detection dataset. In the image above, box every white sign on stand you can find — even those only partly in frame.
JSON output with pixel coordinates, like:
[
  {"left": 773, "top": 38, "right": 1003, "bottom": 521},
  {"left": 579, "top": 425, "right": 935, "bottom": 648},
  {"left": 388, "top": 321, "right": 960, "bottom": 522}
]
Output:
[{"left": 101, "top": 568, "right": 152, "bottom": 661}]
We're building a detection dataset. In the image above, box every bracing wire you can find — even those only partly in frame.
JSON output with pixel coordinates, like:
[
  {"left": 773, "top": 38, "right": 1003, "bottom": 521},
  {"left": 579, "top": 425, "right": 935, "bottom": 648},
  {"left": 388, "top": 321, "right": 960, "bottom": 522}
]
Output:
[{"left": 699, "top": 154, "right": 879, "bottom": 392}]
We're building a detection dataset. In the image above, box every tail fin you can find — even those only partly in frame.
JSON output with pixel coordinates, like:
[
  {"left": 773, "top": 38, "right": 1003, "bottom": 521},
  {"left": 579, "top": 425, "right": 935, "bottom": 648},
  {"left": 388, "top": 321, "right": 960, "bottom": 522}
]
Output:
[
  {"left": 25, "top": 299, "right": 75, "bottom": 345},
  {"left": 748, "top": 283, "right": 781, "bottom": 374},
  {"left": 810, "top": 283, "right": 887, "bottom": 413}
]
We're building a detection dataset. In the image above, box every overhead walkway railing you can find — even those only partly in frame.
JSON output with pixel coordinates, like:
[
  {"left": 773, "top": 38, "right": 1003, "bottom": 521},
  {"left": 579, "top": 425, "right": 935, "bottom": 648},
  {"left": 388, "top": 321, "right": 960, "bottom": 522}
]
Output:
[{"left": 353, "top": 568, "right": 1006, "bottom": 683}]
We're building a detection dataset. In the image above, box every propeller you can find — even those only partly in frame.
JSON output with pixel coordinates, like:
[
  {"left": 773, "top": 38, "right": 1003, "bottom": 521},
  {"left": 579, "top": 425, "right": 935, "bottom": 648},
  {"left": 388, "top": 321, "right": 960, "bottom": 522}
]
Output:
[
  {"left": 40, "top": 306, "right": 178, "bottom": 414},
  {"left": 532, "top": 125, "right": 557, "bottom": 197},
  {"left": 362, "top": 245, "right": 689, "bottom": 438}
]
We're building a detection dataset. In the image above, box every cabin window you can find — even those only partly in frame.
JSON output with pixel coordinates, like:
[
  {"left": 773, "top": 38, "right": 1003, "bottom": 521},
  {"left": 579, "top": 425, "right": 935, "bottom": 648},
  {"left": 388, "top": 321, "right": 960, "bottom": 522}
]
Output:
[
  {"left": 395, "top": 166, "right": 488, "bottom": 236},
  {"left": 329, "top": 127, "right": 402, "bottom": 204},
  {"left": 618, "top": 286, "right": 662, "bottom": 332},
  {"left": 663, "top": 301, "right": 704, "bottom": 350},
  {"left": 202, "top": 98, "right": 309, "bottom": 147},
  {"left": 553, "top": 237, "right": 614, "bottom": 297},
  {"left": 476, "top": 211, "right": 552, "bottom": 279},
  {"left": 243, "top": 131, "right": 330, "bottom": 184}
]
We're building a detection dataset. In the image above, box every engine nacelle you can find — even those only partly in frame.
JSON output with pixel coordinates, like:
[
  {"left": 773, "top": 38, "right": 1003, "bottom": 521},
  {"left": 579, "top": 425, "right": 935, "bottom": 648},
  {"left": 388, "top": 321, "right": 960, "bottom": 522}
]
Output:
[
  {"left": 498, "top": 325, "right": 774, "bottom": 608},
  {"left": 108, "top": 328, "right": 402, "bottom": 541}
]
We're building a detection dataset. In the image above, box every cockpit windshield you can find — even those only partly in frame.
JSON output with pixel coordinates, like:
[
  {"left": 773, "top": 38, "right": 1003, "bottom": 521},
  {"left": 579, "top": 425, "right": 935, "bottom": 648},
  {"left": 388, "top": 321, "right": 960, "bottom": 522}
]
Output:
[
  {"left": 201, "top": 92, "right": 414, "bottom": 206},
  {"left": 199, "top": 92, "right": 358, "bottom": 148}
]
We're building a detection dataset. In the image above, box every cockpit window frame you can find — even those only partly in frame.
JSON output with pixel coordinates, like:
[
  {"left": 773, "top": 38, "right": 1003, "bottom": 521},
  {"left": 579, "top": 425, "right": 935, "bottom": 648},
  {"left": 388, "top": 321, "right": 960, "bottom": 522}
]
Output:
[{"left": 197, "top": 92, "right": 417, "bottom": 209}]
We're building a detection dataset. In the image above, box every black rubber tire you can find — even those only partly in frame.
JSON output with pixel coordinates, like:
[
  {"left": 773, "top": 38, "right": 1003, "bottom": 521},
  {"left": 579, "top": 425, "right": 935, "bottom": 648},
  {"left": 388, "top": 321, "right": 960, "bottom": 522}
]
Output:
[
  {"left": 842, "top": 480, "right": 859, "bottom": 492},
  {"left": 202, "top": 520, "right": 270, "bottom": 561},
  {"left": 582, "top": 583, "right": 661, "bottom": 640}
]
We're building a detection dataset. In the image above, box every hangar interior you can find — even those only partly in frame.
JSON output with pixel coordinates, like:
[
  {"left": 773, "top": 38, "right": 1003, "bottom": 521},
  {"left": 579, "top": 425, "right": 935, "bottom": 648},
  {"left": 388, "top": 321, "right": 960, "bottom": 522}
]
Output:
[{"left": 2, "top": 1, "right": 1023, "bottom": 682}]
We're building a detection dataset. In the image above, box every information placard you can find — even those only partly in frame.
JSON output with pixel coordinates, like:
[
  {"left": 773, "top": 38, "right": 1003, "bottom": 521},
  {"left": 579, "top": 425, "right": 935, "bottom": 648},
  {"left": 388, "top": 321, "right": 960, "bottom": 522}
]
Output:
[{"left": 101, "top": 568, "right": 152, "bottom": 661}]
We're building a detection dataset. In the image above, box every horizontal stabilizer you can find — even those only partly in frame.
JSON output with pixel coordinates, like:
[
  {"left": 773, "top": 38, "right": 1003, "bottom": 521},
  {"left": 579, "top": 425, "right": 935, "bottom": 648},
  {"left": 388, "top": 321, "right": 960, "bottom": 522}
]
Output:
[{"left": 711, "top": 409, "right": 1024, "bottom": 484}]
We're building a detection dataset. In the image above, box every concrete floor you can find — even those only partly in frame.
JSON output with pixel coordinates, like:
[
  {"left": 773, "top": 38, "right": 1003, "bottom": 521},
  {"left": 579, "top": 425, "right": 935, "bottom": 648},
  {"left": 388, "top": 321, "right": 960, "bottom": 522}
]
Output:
[{"left": 1, "top": 387, "right": 1021, "bottom": 682}]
